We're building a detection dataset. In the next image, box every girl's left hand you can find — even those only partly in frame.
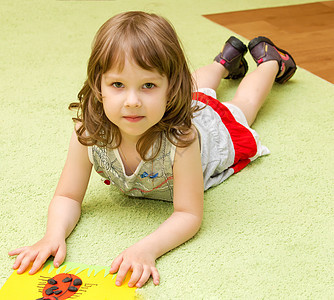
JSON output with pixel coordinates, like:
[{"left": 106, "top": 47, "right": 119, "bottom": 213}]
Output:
[{"left": 110, "top": 244, "right": 160, "bottom": 288}]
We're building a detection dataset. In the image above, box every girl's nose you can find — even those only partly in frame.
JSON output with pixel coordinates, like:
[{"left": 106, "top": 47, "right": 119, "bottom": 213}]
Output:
[{"left": 124, "top": 90, "right": 141, "bottom": 107}]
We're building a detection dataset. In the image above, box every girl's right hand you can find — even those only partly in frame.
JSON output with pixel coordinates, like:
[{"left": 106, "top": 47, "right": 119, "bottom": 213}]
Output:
[{"left": 8, "top": 236, "right": 66, "bottom": 275}]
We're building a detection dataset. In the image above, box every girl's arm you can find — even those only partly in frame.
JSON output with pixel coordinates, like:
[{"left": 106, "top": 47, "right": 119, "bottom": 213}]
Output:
[
  {"left": 9, "top": 130, "right": 92, "bottom": 274},
  {"left": 110, "top": 128, "right": 204, "bottom": 288}
]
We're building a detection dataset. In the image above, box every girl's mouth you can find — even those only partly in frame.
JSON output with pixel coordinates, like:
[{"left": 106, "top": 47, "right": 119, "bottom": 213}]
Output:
[{"left": 123, "top": 116, "right": 144, "bottom": 122}]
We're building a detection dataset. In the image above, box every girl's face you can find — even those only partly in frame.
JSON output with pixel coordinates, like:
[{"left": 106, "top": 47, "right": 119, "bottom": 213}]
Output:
[{"left": 101, "top": 58, "right": 169, "bottom": 143}]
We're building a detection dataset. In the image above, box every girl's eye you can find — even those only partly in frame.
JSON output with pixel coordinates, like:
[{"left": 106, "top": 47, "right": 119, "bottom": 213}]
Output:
[
  {"left": 143, "top": 83, "right": 155, "bottom": 89},
  {"left": 112, "top": 82, "right": 124, "bottom": 88}
]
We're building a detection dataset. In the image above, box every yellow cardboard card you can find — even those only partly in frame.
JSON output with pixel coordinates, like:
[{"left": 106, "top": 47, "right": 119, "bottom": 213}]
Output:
[{"left": 0, "top": 260, "right": 136, "bottom": 299}]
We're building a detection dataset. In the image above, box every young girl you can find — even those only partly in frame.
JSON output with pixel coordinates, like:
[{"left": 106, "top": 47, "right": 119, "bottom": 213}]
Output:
[{"left": 9, "top": 11, "right": 296, "bottom": 288}]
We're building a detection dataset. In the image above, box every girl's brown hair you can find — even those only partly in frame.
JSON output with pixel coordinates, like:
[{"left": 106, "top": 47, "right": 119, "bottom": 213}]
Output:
[{"left": 69, "top": 11, "right": 197, "bottom": 160}]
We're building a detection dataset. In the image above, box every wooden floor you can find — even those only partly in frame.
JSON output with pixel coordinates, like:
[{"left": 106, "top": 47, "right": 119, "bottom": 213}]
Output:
[{"left": 204, "top": 1, "right": 334, "bottom": 84}]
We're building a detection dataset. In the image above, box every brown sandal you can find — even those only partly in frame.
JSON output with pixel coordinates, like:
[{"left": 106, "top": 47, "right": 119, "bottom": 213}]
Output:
[
  {"left": 248, "top": 36, "right": 297, "bottom": 84},
  {"left": 214, "top": 36, "right": 248, "bottom": 80}
]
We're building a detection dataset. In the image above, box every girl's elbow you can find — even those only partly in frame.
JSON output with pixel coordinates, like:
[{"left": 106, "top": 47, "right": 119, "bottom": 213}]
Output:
[
  {"left": 194, "top": 215, "right": 203, "bottom": 232},
  {"left": 188, "top": 213, "right": 203, "bottom": 234}
]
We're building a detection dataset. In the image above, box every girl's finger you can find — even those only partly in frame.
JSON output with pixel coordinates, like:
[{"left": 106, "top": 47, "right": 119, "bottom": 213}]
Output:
[
  {"left": 151, "top": 267, "right": 160, "bottom": 285},
  {"left": 8, "top": 247, "right": 27, "bottom": 256},
  {"left": 12, "top": 251, "right": 28, "bottom": 270},
  {"left": 115, "top": 261, "right": 130, "bottom": 287},
  {"left": 110, "top": 255, "right": 123, "bottom": 274},
  {"left": 17, "top": 252, "right": 38, "bottom": 274},
  {"left": 135, "top": 265, "right": 151, "bottom": 288},
  {"left": 53, "top": 243, "right": 66, "bottom": 268},
  {"left": 29, "top": 250, "right": 52, "bottom": 275},
  {"left": 128, "top": 264, "right": 143, "bottom": 287}
]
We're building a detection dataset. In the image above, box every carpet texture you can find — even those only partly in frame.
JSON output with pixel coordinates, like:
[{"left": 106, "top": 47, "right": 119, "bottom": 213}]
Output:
[{"left": 1, "top": 0, "right": 333, "bottom": 299}]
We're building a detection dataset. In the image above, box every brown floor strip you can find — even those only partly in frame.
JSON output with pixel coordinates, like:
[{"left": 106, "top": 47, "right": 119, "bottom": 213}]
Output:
[{"left": 204, "top": 1, "right": 334, "bottom": 84}]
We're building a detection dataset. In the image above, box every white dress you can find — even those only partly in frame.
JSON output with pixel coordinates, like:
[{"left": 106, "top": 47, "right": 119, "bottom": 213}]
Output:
[{"left": 88, "top": 88, "right": 269, "bottom": 202}]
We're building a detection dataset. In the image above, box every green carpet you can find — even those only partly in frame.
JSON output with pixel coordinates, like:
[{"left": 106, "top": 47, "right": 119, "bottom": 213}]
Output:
[{"left": 1, "top": 0, "right": 333, "bottom": 298}]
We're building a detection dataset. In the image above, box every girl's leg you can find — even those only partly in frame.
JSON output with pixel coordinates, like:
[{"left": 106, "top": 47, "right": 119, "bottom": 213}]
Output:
[
  {"left": 227, "top": 60, "right": 279, "bottom": 126},
  {"left": 192, "top": 62, "right": 228, "bottom": 90},
  {"left": 227, "top": 36, "right": 297, "bottom": 126}
]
